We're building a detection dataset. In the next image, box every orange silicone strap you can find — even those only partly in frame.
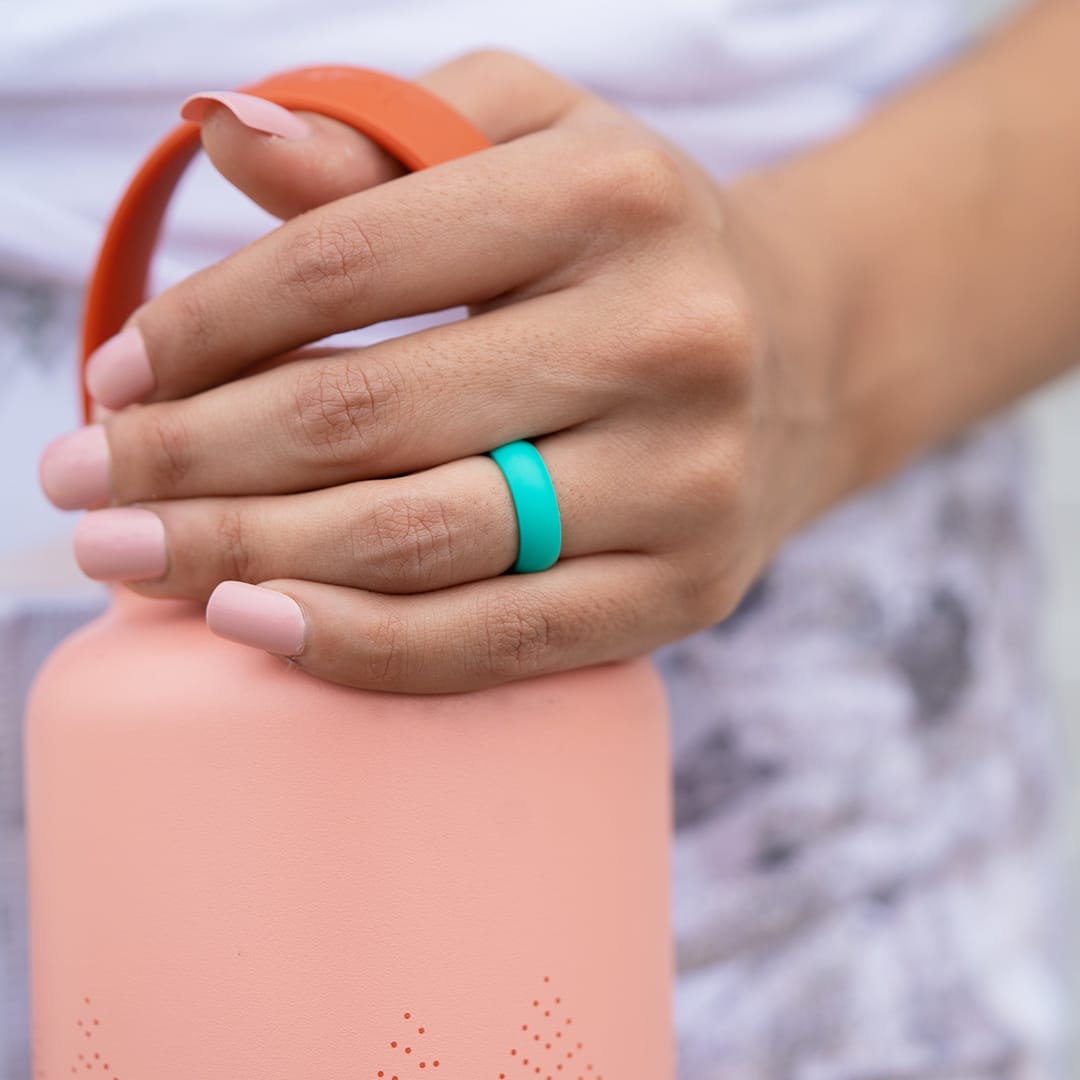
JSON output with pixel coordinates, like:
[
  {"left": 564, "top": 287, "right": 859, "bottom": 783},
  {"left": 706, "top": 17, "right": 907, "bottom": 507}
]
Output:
[{"left": 80, "top": 65, "right": 492, "bottom": 423}]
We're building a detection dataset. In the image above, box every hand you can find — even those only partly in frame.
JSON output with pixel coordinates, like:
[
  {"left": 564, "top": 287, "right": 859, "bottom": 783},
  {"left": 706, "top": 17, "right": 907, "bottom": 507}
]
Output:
[{"left": 40, "top": 51, "right": 844, "bottom": 693}]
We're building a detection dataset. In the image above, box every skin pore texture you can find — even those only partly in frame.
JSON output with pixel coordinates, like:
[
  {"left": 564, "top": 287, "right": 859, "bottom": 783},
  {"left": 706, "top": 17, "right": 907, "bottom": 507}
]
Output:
[{"left": 38, "top": 0, "right": 1080, "bottom": 693}]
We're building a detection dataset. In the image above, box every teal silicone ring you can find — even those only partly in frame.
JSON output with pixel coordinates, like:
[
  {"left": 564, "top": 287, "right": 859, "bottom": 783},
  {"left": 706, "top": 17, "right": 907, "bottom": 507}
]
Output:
[{"left": 486, "top": 440, "right": 563, "bottom": 574}]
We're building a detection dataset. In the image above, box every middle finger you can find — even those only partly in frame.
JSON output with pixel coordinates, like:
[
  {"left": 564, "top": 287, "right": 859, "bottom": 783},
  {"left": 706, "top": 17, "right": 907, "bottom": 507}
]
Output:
[{"left": 47, "top": 289, "right": 621, "bottom": 510}]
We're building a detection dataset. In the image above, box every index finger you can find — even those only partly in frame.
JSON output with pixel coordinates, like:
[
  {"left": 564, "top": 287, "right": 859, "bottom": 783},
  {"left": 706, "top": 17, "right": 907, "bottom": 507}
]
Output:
[
  {"left": 85, "top": 52, "right": 594, "bottom": 410},
  {"left": 88, "top": 127, "right": 619, "bottom": 408}
]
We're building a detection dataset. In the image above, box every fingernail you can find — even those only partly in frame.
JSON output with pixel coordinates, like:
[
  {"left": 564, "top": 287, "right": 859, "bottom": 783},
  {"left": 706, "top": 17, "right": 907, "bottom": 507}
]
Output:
[
  {"left": 180, "top": 90, "right": 311, "bottom": 140},
  {"left": 206, "top": 581, "right": 307, "bottom": 656},
  {"left": 73, "top": 508, "right": 167, "bottom": 582},
  {"left": 85, "top": 326, "right": 155, "bottom": 409},
  {"left": 39, "top": 424, "right": 112, "bottom": 510}
]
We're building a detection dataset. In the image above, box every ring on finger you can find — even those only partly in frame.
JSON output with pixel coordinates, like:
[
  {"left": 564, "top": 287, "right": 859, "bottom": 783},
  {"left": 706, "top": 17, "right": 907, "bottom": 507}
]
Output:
[{"left": 486, "top": 440, "right": 562, "bottom": 574}]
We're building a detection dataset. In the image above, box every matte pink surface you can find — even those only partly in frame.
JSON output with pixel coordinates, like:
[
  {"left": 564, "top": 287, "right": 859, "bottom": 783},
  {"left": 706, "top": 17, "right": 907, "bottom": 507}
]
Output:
[
  {"left": 207, "top": 580, "right": 307, "bottom": 655},
  {"left": 73, "top": 508, "right": 167, "bottom": 582},
  {"left": 25, "top": 592, "right": 675, "bottom": 1077},
  {"left": 84, "top": 326, "right": 154, "bottom": 410},
  {"left": 38, "top": 424, "right": 111, "bottom": 511},
  {"left": 181, "top": 90, "right": 312, "bottom": 139}
]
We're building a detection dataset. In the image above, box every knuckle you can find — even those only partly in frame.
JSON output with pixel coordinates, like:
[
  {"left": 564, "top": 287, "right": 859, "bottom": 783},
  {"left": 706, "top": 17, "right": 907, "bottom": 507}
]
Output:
[
  {"left": 278, "top": 210, "right": 380, "bottom": 319},
  {"left": 213, "top": 506, "right": 260, "bottom": 584},
  {"left": 582, "top": 143, "right": 688, "bottom": 227},
  {"left": 162, "top": 278, "right": 219, "bottom": 362},
  {"left": 362, "top": 604, "right": 411, "bottom": 685},
  {"left": 632, "top": 283, "right": 762, "bottom": 396},
  {"left": 661, "top": 556, "right": 713, "bottom": 627},
  {"left": 454, "top": 47, "right": 533, "bottom": 75},
  {"left": 132, "top": 406, "right": 195, "bottom": 498},
  {"left": 666, "top": 436, "right": 731, "bottom": 515},
  {"left": 710, "top": 286, "right": 763, "bottom": 393},
  {"left": 291, "top": 358, "right": 407, "bottom": 458},
  {"left": 714, "top": 437, "right": 750, "bottom": 507},
  {"left": 362, "top": 488, "right": 458, "bottom": 590},
  {"left": 674, "top": 552, "right": 736, "bottom": 628},
  {"left": 473, "top": 593, "right": 555, "bottom": 681}
]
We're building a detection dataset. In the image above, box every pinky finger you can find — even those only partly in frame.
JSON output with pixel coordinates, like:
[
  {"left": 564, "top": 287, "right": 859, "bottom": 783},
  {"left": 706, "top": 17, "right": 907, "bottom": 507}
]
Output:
[{"left": 205, "top": 553, "right": 691, "bottom": 694}]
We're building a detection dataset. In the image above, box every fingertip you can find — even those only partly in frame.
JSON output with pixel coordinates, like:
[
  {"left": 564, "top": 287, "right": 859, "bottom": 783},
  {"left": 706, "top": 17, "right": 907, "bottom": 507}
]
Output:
[
  {"left": 206, "top": 580, "right": 309, "bottom": 657},
  {"left": 85, "top": 326, "right": 155, "bottom": 410},
  {"left": 185, "top": 90, "right": 405, "bottom": 219},
  {"left": 181, "top": 90, "right": 312, "bottom": 141}
]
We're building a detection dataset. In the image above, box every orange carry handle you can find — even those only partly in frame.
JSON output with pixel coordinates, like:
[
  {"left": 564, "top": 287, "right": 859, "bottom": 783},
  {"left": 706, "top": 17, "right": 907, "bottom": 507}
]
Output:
[{"left": 80, "top": 65, "right": 492, "bottom": 423}]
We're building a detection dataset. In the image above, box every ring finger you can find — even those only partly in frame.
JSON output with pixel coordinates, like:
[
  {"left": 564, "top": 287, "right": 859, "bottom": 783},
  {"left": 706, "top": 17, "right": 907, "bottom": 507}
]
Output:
[{"left": 71, "top": 427, "right": 660, "bottom": 599}]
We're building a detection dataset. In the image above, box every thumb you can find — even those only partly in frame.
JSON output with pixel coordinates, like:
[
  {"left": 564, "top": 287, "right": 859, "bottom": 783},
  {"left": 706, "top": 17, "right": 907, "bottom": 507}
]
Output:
[{"left": 181, "top": 51, "right": 590, "bottom": 221}]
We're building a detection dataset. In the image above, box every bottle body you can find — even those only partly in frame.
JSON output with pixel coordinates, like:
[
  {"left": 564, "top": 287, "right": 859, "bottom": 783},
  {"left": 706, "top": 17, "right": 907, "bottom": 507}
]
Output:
[{"left": 25, "top": 592, "right": 674, "bottom": 1077}]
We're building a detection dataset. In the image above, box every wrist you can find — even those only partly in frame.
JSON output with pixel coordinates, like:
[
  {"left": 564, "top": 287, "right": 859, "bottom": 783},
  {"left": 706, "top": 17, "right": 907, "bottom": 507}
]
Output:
[{"left": 724, "top": 158, "right": 863, "bottom": 535}]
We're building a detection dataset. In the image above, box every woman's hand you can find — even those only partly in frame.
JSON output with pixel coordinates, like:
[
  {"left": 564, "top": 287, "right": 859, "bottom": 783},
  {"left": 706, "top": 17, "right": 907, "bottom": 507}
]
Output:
[{"left": 39, "top": 51, "right": 843, "bottom": 693}]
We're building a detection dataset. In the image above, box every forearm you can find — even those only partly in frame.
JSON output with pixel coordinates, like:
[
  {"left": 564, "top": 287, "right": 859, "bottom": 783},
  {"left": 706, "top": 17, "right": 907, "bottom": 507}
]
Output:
[{"left": 733, "top": 0, "right": 1080, "bottom": 512}]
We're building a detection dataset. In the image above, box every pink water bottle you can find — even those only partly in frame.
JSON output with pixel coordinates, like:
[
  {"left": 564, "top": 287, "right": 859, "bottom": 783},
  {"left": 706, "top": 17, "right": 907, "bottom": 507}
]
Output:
[{"left": 24, "top": 67, "right": 675, "bottom": 1079}]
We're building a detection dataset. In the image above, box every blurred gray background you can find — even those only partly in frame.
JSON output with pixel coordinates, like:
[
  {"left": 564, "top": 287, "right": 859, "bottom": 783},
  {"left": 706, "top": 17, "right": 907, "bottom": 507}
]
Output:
[
  {"left": 1026, "top": 370, "right": 1080, "bottom": 1053},
  {"left": 966, "top": 0, "right": 1080, "bottom": 1062}
]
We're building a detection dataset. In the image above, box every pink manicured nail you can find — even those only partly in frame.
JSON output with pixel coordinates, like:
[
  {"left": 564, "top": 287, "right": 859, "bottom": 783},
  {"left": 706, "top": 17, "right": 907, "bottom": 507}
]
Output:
[
  {"left": 206, "top": 581, "right": 307, "bottom": 656},
  {"left": 39, "top": 425, "right": 112, "bottom": 510},
  {"left": 180, "top": 91, "right": 311, "bottom": 140},
  {"left": 73, "top": 508, "right": 167, "bottom": 582},
  {"left": 85, "top": 326, "right": 155, "bottom": 409}
]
